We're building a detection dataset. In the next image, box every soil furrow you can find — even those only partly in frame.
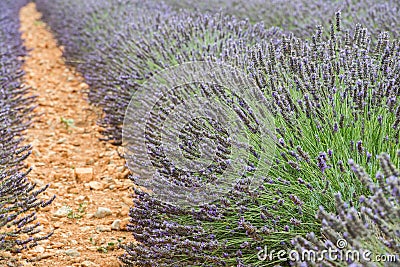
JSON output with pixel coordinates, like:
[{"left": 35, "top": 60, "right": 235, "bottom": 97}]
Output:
[{"left": 18, "top": 3, "right": 133, "bottom": 267}]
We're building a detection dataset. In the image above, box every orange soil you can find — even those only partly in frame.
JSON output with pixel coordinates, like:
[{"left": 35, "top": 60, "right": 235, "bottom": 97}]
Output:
[{"left": 16, "top": 3, "right": 135, "bottom": 267}]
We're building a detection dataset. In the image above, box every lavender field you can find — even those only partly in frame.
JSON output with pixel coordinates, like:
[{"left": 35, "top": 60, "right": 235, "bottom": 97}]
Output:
[{"left": 1, "top": 0, "right": 399, "bottom": 266}]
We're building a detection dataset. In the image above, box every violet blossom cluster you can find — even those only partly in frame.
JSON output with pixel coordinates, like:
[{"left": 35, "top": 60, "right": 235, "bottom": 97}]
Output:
[
  {"left": 0, "top": 0, "right": 54, "bottom": 263},
  {"left": 292, "top": 152, "right": 399, "bottom": 266}
]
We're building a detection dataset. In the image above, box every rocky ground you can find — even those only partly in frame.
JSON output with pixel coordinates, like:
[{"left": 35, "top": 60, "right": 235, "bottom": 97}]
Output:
[{"left": 14, "top": 3, "right": 135, "bottom": 267}]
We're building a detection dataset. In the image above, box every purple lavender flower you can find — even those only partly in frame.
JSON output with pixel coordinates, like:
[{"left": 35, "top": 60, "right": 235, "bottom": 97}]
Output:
[
  {"left": 317, "top": 152, "right": 331, "bottom": 173},
  {"left": 293, "top": 152, "right": 399, "bottom": 266}
]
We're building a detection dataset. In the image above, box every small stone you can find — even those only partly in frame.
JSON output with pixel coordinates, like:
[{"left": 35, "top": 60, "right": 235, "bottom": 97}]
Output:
[
  {"left": 53, "top": 206, "right": 71, "bottom": 217},
  {"left": 81, "top": 260, "right": 98, "bottom": 267},
  {"left": 52, "top": 242, "right": 64, "bottom": 248},
  {"left": 56, "top": 138, "right": 67, "bottom": 144},
  {"left": 80, "top": 226, "right": 91, "bottom": 232},
  {"left": 34, "top": 246, "right": 45, "bottom": 253},
  {"left": 94, "top": 207, "right": 112, "bottom": 218},
  {"left": 107, "top": 163, "right": 116, "bottom": 172},
  {"left": 106, "top": 151, "right": 116, "bottom": 157},
  {"left": 102, "top": 176, "right": 113, "bottom": 183},
  {"left": 65, "top": 249, "right": 80, "bottom": 257},
  {"left": 61, "top": 232, "right": 72, "bottom": 238},
  {"left": 33, "top": 179, "right": 45, "bottom": 186},
  {"left": 96, "top": 225, "right": 111, "bottom": 232},
  {"left": 111, "top": 220, "right": 121, "bottom": 230},
  {"left": 88, "top": 181, "right": 103, "bottom": 190},
  {"left": 116, "top": 166, "right": 125, "bottom": 173},
  {"left": 68, "top": 187, "right": 79, "bottom": 194},
  {"left": 87, "top": 246, "right": 98, "bottom": 252},
  {"left": 75, "top": 168, "right": 93, "bottom": 183},
  {"left": 32, "top": 149, "right": 41, "bottom": 157},
  {"left": 117, "top": 169, "right": 130, "bottom": 180},
  {"left": 72, "top": 141, "right": 81, "bottom": 146},
  {"left": 75, "top": 195, "right": 87, "bottom": 202},
  {"left": 74, "top": 127, "right": 85, "bottom": 134}
]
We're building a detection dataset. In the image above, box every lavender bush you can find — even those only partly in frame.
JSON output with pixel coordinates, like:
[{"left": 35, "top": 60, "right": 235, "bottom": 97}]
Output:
[
  {"left": 1, "top": 0, "right": 54, "bottom": 263},
  {"left": 121, "top": 15, "right": 399, "bottom": 266},
  {"left": 292, "top": 152, "right": 399, "bottom": 266}
]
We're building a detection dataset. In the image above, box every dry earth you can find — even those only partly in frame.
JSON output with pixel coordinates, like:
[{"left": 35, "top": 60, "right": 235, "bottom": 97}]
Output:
[{"left": 13, "top": 3, "right": 135, "bottom": 267}]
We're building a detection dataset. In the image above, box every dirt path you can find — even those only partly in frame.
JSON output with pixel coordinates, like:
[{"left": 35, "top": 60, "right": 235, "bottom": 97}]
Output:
[{"left": 18, "top": 3, "right": 134, "bottom": 267}]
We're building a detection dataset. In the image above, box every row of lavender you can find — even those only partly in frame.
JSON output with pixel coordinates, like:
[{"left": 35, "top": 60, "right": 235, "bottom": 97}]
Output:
[
  {"left": 35, "top": 0, "right": 282, "bottom": 145},
  {"left": 35, "top": 0, "right": 400, "bottom": 146},
  {"left": 166, "top": 0, "right": 400, "bottom": 41},
  {"left": 0, "top": 0, "right": 53, "bottom": 263},
  {"left": 35, "top": 0, "right": 399, "bottom": 266}
]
